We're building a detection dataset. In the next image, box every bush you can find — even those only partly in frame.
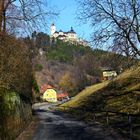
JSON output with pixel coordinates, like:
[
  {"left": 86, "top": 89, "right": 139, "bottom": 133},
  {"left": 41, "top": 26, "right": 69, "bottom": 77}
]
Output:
[
  {"left": 35, "top": 64, "right": 43, "bottom": 71},
  {"left": 0, "top": 35, "right": 33, "bottom": 140},
  {"left": 0, "top": 88, "right": 32, "bottom": 140}
]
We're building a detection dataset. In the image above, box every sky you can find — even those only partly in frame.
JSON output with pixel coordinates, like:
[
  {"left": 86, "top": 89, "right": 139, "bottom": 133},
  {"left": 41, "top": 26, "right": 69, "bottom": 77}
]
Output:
[{"left": 48, "top": 0, "right": 92, "bottom": 41}]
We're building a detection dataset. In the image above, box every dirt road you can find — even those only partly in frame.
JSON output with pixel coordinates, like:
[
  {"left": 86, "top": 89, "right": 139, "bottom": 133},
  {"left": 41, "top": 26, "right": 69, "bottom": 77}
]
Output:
[{"left": 29, "top": 102, "right": 125, "bottom": 140}]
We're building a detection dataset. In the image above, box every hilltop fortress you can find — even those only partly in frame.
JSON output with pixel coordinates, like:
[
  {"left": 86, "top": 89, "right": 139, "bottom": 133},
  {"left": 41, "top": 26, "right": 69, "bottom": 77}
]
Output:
[{"left": 50, "top": 23, "right": 88, "bottom": 46}]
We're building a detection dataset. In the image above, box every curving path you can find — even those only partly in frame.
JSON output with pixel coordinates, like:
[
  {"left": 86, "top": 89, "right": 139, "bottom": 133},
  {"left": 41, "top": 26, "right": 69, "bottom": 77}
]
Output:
[{"left": 30, "top": 102, "right": 126, "bottom": 140}]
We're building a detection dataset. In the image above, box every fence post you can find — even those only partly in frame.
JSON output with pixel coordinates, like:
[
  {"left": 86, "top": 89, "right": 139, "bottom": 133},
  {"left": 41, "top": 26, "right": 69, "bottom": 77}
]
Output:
[
  {"left": 82, "top": 108, "right": 86, "bottom": 114},
  {"left": 70, "top": 107, "right": 72, "bottom": 113},
  {"left": 106, "top": 111, "right": 109, "bottom": 125},
  {"left": 93, "top": 112, "right": 96, "bottom": 121},
  {"left": 128, "top": 114, "right": 132, "bottom": 137}
]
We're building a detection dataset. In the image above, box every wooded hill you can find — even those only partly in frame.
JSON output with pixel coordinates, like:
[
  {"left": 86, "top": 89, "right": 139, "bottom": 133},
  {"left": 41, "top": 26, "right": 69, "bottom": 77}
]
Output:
[{"left": 30, "top": 33, "right": 137, "bottom": 97}]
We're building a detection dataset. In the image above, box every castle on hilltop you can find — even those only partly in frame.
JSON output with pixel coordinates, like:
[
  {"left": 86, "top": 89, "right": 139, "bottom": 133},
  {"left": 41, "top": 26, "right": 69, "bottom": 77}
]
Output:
[{"left": 50, "top": 23, "right": 88, "bottom": 46}]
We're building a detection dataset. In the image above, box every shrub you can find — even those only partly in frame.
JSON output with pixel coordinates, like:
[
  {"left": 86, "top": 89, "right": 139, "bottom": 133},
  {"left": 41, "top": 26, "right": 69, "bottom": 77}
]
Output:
[
  {"left": 35, "top": 64, "right": 43, "bottom": 71},
  {"left": 59, "top": 72, "right": 77, "bottom": 94}
]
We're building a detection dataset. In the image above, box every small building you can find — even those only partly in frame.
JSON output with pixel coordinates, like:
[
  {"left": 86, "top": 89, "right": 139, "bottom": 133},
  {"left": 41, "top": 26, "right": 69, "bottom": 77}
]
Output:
[
  {"left": 102, "top": 67, "right": 117, "bottom": 80},
  {"left": 40, "top": 83, "right": 57, "bottom": 102},
  {"left": 42, "top": 88, "right": 57, "bottom": 102},
  {"left": 40, "top": 83, "right": 69, "bottom": 102},
  {"left": 57, "top": 92, "right": 69, "bottom": 101}
]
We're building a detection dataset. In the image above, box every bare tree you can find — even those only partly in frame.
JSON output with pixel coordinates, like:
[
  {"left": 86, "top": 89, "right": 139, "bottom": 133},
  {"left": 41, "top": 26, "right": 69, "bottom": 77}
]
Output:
[
  {"left": 0, "top": 0, "right": 57, "bottom": 37},
  {"left": 77, "top": 0, "right": 140, "bottom": 57}
]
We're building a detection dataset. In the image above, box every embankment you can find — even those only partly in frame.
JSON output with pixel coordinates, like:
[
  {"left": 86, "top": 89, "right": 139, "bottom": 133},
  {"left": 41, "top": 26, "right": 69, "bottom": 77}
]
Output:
[{"left": 0, "top": 89, "right": 32, "bottom": 140}]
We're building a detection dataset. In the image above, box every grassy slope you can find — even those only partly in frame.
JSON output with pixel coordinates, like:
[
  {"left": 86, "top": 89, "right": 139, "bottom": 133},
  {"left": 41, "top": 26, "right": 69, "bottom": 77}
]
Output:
[
  {"left": 61, "top": 82, "right": 109, "bottom": 108},
  {"left": 61, "top": 64, "right": 140, "bottom": 114}
]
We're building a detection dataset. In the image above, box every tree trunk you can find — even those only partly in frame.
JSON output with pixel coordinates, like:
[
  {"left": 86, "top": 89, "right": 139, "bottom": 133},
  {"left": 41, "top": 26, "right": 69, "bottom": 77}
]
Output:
[
  {"left": 127, "top": 35, "right": 140, "bottom": 56},
  {"left": 0, "top": 0, "right": 4, "bottom": 37},
  {"left": 0, "top": 1, "right": 3, "bottom": 33},
  {"left": 3, "top": 8, "right": 6, "bottom": 34}
]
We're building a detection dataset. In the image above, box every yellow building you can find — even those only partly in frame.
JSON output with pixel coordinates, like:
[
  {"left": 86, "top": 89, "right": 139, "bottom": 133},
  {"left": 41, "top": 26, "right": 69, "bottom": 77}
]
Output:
[
  {"left": 42, "top": 89, "right": 57, "bottom": 102},
  {"left": 103, "top": 71, "right": 117, "bottom": 80}
]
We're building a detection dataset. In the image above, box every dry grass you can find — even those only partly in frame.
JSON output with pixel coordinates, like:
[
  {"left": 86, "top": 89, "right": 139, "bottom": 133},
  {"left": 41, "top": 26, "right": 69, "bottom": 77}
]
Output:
[
  {"left": 61, "top": 81, "right": 109, "bottom": 108},
  {"left": 60, "top": 64, "right": 140, "bottom": 114}
]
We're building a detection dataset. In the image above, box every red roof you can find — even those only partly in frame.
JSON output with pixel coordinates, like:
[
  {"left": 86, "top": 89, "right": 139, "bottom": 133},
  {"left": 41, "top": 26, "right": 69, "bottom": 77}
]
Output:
[
  {"left": 57, "top": 93, "right": 68, "bottom": 98},
  {"left": 40, "top": 84, "right": 53, "bottom": 93}
]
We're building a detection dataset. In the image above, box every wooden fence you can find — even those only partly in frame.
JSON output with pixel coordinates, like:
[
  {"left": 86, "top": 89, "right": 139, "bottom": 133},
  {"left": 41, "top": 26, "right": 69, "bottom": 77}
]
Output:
[{"left": 58, "top": 106, "right": 140, "bottom": 139}]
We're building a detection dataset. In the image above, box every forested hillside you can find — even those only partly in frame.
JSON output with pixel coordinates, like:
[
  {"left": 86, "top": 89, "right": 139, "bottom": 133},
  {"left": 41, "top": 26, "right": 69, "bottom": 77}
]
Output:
[{"left": 28, "top": 33, "right": 137, "bottom": 97}]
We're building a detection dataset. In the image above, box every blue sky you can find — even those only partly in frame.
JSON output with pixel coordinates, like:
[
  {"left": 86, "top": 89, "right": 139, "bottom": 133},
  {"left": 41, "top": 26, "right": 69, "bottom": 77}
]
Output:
[{"left": 48, "top": 0, "right": 92, "bottom": 41}]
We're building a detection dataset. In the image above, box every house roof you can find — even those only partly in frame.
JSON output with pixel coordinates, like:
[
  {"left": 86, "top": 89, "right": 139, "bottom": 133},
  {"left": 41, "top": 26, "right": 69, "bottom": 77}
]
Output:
[
  {"left": 67, "top": 27, "right": 76, "bottom": 34},
  {"left": 101, "top": 67, "right": 114, "bottom": 71},
  {"left": 59, "top": 29, "right": 63, "bottom": 32},
  {"left": 58, "top": 35, "right": 66, "bottom": 38},
  {"left": 40, "top": 84, "right": 54, "bottom": 93},
  {"left": 55, "top": 27, "right": 76, "bottom": 34},
  {"left": 57, "top": 92, "right": 68, "bottom": 98},
  {"left": 54, "top": 31, "right": 59, "bottom": 33}
]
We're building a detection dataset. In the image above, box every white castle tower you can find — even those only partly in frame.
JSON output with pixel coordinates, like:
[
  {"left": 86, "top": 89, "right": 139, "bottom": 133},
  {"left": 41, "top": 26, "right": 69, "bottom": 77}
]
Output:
[{"left": 50, "top": 23, "right": 56, "bottom": 36}]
